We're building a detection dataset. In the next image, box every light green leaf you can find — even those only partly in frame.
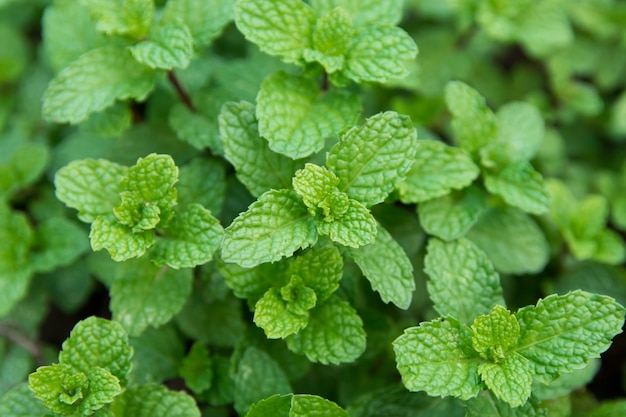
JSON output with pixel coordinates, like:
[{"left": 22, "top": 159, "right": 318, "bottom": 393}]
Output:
[
  {"left": 465, "top": 391, "right": 547, "bottom": 417},
  {"left": 233, "top": 347, "right": 291, "bottom": 415},
  {"left": 393, "top": 317, "right": 481, "bottom": 400},
  {"left": 343, "top": 26, "right": 417, "bottom": 83},
  {"left": 218, "top": 261, "right": 287, "bottom": 300},
  {"left": 517, "top": 1, "right": 573, "bottom": 57},
  {"left": 235, "top": 0, "right": 315, "bottom": 64},
  {"left": 90, "top": 216, "right": 155, "bottom": 261},
  {"left": 220, "top": 101, "right": 304, "bottom": 198},
  {"left": 418, "top": 186, "right": 487, "bottom": 241},
  {"left": 484, "top": 161, "right": 550, "bottom": 215},
  {"left": 589, "top": 400, "right": 626, "bottom": 417},
  {"left": 471, "top": 306, "right": 519, "bottom": 359},
  {"left": 168, "top": 104, "right": 220, "bottom": 152},
  {"left": 81, "top": 102, "right": 133, "bottom": 138},
  {"left": 445, "top": 81, "right": 498, "bottom": 154},
  {"left": 221, "top": 190, "right": 318, "bottom": 268},
  {"left": 288, "top": 245, "right": 343, "bottom": 301},
  {"left": 58, "top": 316, "right": 133, "bottom": 385},
  {"left": 424, "top": 238, "right": 504, "bottom": 325},
  {"left": 293, "top": 163, "right": 341, "bottom": 211},
  {"left": 478, "top": 353, "right": 533, "bottom": 407},
  {"left": 515, "top": 291, "right": 625, "bottom": 382},
  {"left": 247, "top": 394, "right": 350, "bottom": 417},
  {"left": 31, "top": 217, "right": 89, "bottom": 274},
  {"left": 55, "top": 158, "right": 128, "bottom": 223},
  {"left": 109, "top": 384, "right": 201, "bottom": 417},
  {"left": 0, "top": 383, "right": 49, "bottom": 417},
  {"left": 179, "top": 343, "right": 213, "bottom": 395},
  {"left": 310, "top": 0, "right": 403, "bottom": 26},
  {"left": 162, "top": 0, "right": 236, "bottom": 47},
  {"left": 177, "top": 158, "right": 226, "bottom": 215},
  {"left": 467, "top": 206, "right": 549, "bottom": 274},
  {"left": 327, "top": 111, "right": 417, "bottom": 206},
  {"left": 43, "top": 45, "right": 156, "bottom": 124},
  {"left": 254, "top": 288, "right": 309, "bottom": 338},
  {"left": 532, "top": 359, "right": 600, "bottom": 400},
  {"left": 130, "top": 23, "right": 193, "bottom": 70},
  {"left": 304, "top": 8, "right": 354, "bottom": 73},
  {"left": 110, "top": 259, "right": 193, "bottom": 336},
  {"left": 315, "top": 199, "right": 377, "bottom": 247},
  {"left": 286, "top": 295, "right": 366, "bottom": 364},
  {"left": 397, "top": 140, "right": 479, "bottom": 203},
  {"left": 256, "top": 71, "right": 361, "bottom": 159},
  {"left": 79, "top": 0, "right": 154, "bottom": 39},
  {"left": 345, "top": 225, "right": 414, "bottom": 309},
  {"left": 0, "top": 142, "right": 49, "bottom": 198},
  {"left": 281, "top": 275, "right": 318, "bottom": 314}
]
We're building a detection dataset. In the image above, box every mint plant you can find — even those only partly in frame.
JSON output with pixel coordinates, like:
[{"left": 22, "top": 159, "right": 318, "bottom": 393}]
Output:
[{"left": 1, "top": 0, "right": 626, "bottom": 416}]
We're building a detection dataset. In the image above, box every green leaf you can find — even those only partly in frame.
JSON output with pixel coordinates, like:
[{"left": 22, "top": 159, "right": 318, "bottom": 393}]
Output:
[
  {"left": 418, "top": 186, "right": 487, "bottom": 241},
  {"left": 177, "top": 158, "right": 225, "bottom": 215},
  {"left": 130, "top": 23, "right": 193, "bottom": 70},
  {"left": 397, "top": 140, "right": 479, "bottom": 203},
  {"left": 55, "top": 158, "right": 128, "bottom": 223},
  {"left": 162, "top": 0, "right": 236, "bottom": 47},
  {"left": 233, "top": 347, "right": 291, "bottom": 415},
  {"left": 58, "top": 316, "right": 133, "bottom": 385},
  {"left": 288, "top": 245, "right": 343, "bottom": 301},
  {"left": 471, "top": 306, "right": 519, "bottom": 362},
  {"left": 219, "top": 261, "right": 287, "bottom": 300},
  {"left": 310, "top": 0, "right": 403, "bottom": 26},
  {"left": 484, "top": 161, "right": 551, "bottom": 215},
  {"left": 247, "top": 394, "right": 350, "bottom": 417},
  {"left": 81, "top": 102, "right": 132, "bottom": 138},
  {"left": 179, "top": 343, "right": 213, "bottom": 395},
  {"left": 293, "top": 163, "right": 341, "bottom": 212},
  {"left": 31, "top": 217, "right": 89, "bottom": 274},
  {"left": 127, "top": 325, "right": 185, "bottom": 386},
  {"left": 424, "top": 238, "right": 504, "bottom": 325},
  {"left": 478, "top": 353, "right": 533, "bottom": 407},
  {"left": 445, "top": 81, "right": 498, "bottom": 154},
  {"left": 345, "top": 225, "right": 414, "bottom": 309},
  {"left": 79, "top": 0, "right": 154, "bottom": 39},
  {"left": 109, "top": 384, "right": 201, "bottom": 417},
  {"left": 280, "top": 275, "right": 318, "bottom": 314},
  {"left": 393, "top": 317, "right": 481, "bottom": 400},
  {"left": 220, "top": 101, "right": 304, "bottom": 198},
  {"left": 0, "top": 383, "right": 49, "bottom": 417},
  {"left": 315, "top": 199, "right": 377, "bottom": 247},
  {"left": 43, "top": 45, "right": 156, "bottom": 124},
  {"left": 304, "top": 8, "right": 354, "bottom": 73},
  {"left": 110, "top": 259, "right": 193, "bottom": 336},
  {"left": 256, "top": 71, "right": 361, "bottom": 159},
  {"left": 515, "top": 290, "right": 625, "bottom": 382},
  {"left": 221, "top": 190, "right": 318, "bottom": 268},
  {"left": 467, "top": 206, "right": 549, "bottom": 274},
  {"left": 343, "top": 26, "right": 418, "bottom": 83},
  {"left": 235, "top": 0, "right": 316, "bottom": 64},
  {"left": 327, "top": 111, "right": 417, "bottom": 206},
  {"left": 532, "top": 359, "right": 600, "bottom": 400},
  {"left": 286, "top": 295, "right": 366, "bottom": 364},
  {"left": 254, "top": 288, "right": 309, "bottom": 338},
  {"left": 589, "top": 400, "right": 626, "bottom": 417},
  {"left": 465, "top": 391, "right": 547, "bottom": 417},
  {"left": 90, "top": 216, "right": 155, "bottom": 261}
]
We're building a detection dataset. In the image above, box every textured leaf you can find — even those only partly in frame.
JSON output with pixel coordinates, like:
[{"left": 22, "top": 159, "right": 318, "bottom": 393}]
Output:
[
  {"left": 31, "top": 217, "right": 89, "bottom": 273},
  {"left": 55, "top": 158, "right": 127, "bottom": 223},
  {"left": 235, "top": 0, "right": 316, "bottom": 64},
  {"left": 58, "top": 317, "right": 133, "bottom": 385},
  {"left": 293, "top": 164, "right": 340, "bottom": 209},
  {"left": 0, "top": 384, "right": 49, "bottom": 417},
  {"left": 162, "top": 0, "right": 236, "bottom": 47},
  {"left": 397, "top": 140, "right": 479, "bottom": 203},
  {"left": 327, "top": 111, "right": 417, "bottom": 206},
  {"left": 310, "top": 0, "right": 403, "bottom": 26},
  {"left": 280, "top": 275, "right": 318, "bottom": 314},
  {"left": 445, "top": 81, "right": 498, "bottom": 153},
  {"left": 467, "top": 206, "right": 549, "bottom": 274},
  {"left": 220, "top": 101, "right": 303, "bottom": 197},
  {"left": 256, "top": 71, "right": 361, "bottom": 159},
  {"left": 179, "top": 343, "right": 213, "bottom": 395},
  {"left": 110, "top": 259, "right": 193, "bottom": 336},
  {"left": 344, "top": 26, "right": 418, "bottom": 83},
  {"left": 478, "top": 353, "right": 533, "bottom": 407},
  {"left": 424, "top": 238, "right": 504, "bottom": 325},
  {"left": 43, "top": 45, "right": 156, "bottom": 124},
  {"left": 254, "top": 288, "right": 309, "bottom": 338},
  {"left": 79, "top": 0, "right": 154, "bottom": 39},
  {"left": 471, "top": 306, "right": 520, "bottom": 358},
  {"left": 465, "top": 391, "right": 547, "bottom": 417},
  {"left": 315, "top": 199, "right": 377, "bottom": 247},
  {"left": 393, "top": 317, "right": 481, "bottom": 400},
  {"left": 169, "top": 104, "right": 220, "bottom": 151},
  {"left": 418, "top": 186, "right": 487, "bottom": 241},
  {"left": 345, "top": 225, "right": 414, "bottom": 309},
  {"left": 177, "top": 158, "right": 226, "bottom": 215},
  {"left": 221, "top": 190, "right": 318, "bottom": 268},
  {"left": 233, "top": 347, "right": 291, "bottom": 414},
  {"left": 289, "top": 245, "right": 343, "bottom": 301},
  {"left": 81, "top": 102, "right": 132, "bottom": 138},
  {"left": 286, "top": 295, "right": 366, "bottom": 364},
  {"left": 130, "top": 23, "right": 193, "bottom": 70},
  {"left": 218, "top": 261, "right": 287, "bottom": 300},
  {"left": 532, "top": 359, "right": 600, "bottom": 400},
  {"left": 484, "top": 161, "right": 551, "bottom": 215},
  {"left": 304, "top": 8, "right": 354, "bottom": 73},
  {"left": 514, "top": 291, "right": 625, "bottom": 382},
  {"left": 109, "top": 384, "right": 201, "bottom": 417},
  {"left": 248, "top": 394, "right": 349, "bottom": 417},
  {"left": 90, "top": 215, "right": 155, "bottom": 261}
]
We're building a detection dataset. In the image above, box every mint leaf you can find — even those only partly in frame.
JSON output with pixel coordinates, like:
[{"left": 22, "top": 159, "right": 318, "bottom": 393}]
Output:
[
  {"left": 221, "top": 190, "right": 317, "bottom": 268},
  {"left": 109, "top": 384, "right": 201, "bottom": 417},
  {"left": 90, "top": 216, "right": 155, "bottom": 261},
  {"left": 235, "top": 0, "right": 315, "bottom": 64},
  {"left": 55, "top": 158, "right": 127, "bottom": 223},
  {"left": 286, "top": 295, "right": 366, "bottom": 364},
  {"left": 169, "top": 103, "right": 220, "bottom": 151},
  {"left": 315, "top": 199, "right": 377, "bottom": 247},
  {"left": 256, "top": 71, "right": 361, "bottom": 159},
  {"left": 471, "top": 306, "right": 519, "bottom": 358},
  {"left": 177, "top": 158, "right": 225, "bottom": 215},
  {"left": 467, "top": 206, "right": 549, "bottom": 274},
  {"left": 293, "top": 163, "right": 341, "bottom": 212},
  {"left": 130, "top": 23, "right": 193, "bottom": 70},
  {"left": 304, "top": 8, "right": 354, "bottom": 73},
  {"left": 110, "top": 259, "right": 193, "bottom": 336},
  {"left": 418, "top": 186, "right": 487, "bottom": 241},
  {"left": 345, "top": 225, "right": 414, "bottom": 309},
  {"left": 0, "top": 384, "right": 49, "bottom": 417},
  {"left": 393, "top": 317, "right": 481, "bottom": 400},
  {"left": 445, "top": 81, "right": 498, "bottom": 154},
  {"left": 43, "top": 45, "right": 156, "bottom": 124},
  {"left": 247, "top": 394, "right": 350, "bottom": 417},
  {"left": 344, "top": 26, "right": 417, "bottom": 83},
  {"left": 465, "top": 391, "right": 546, "bottom": 417},
  {"left": 280, "top": 275, "right": 318, "bottom": 314},
  {"left": 532, "top": 359, "right": 600, "bottom": 400},
  {"left": 478, "top": 353, "right": 533, "bottom": 407},
  {"left": 81, "top": 102, "right": 132, "bottom": 138},
  {"left": 254, "top": 288, "right": 309, "bottom": 338},
  {"left": 79, "top": 0, "right": 154, "bottom": 39},
  {"left": 589, "top": 400, "right": 626, "bottom": 417},
  {"left": 127, "top": 326, "right": 185, "bottom": 386},
  {"left": 31, "top": 217, "right": 89, "bottom": 274},
  {"left": 515, "top": 290, "right": 625, "bottom": 382},
  {"left": 289, "top": 245, "right": 343, "bottom": 301},
  {"left": 219, "top": 261, "right": 287, "bottom": 300},
  {"left": 179, "top": 342, "right": 213, "bottom": 395},
  {"left": 220, "top": 101, "right": 303, "bottom": 198},
  {"left": 484, "top": 161, "right": 551, "bottom": 215},
  {"left": 327, "top": 111, "right": 417, "bottom": 206},
  {"left": 310, "top": 0, "right": 403, "bottom": 26},
  {"left": 233, "top": 347, "right": 291, "bottom": 415},
  {"left": 424, "top": 238, "right": 504, "bottom": 325},
  {"left": 162, "top": 0, "right": 236, "bottom": 47},
  {"left": 397, "top": 140, "right": 479, "bottom": 203}
]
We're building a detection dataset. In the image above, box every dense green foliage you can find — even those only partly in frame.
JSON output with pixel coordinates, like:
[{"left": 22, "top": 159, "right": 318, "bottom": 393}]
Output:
[{"left": 1, "top": 0, "right": 626, "bottom": 416}]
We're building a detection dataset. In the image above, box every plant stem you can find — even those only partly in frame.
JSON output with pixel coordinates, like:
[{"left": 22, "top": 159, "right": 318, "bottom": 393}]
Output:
[
  {"left": 167, "top": 70, "right": 196, "bottom": 112},
  {"left": 0, "top": 323, "right": 46, "bottom": 366}
]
